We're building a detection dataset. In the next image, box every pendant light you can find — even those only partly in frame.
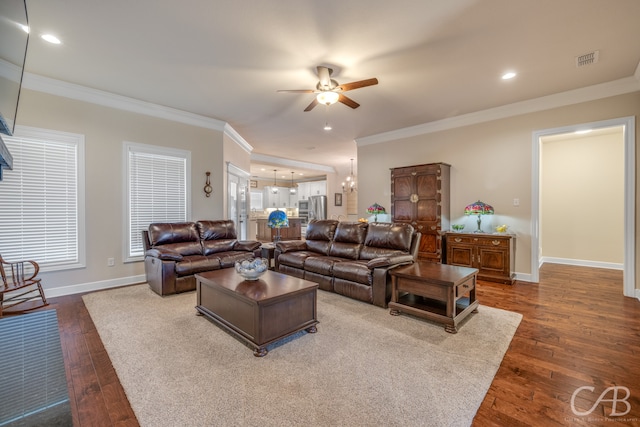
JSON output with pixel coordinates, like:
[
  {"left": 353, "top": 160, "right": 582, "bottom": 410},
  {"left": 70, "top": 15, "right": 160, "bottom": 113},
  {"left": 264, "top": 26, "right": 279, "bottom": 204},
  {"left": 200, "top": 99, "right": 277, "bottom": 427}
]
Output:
[
  {"left": 272, "top": 169, "right": 278, "bottom": 194},
  {"left": 289, "top": 171, "right": 297, "bottom": 195}
]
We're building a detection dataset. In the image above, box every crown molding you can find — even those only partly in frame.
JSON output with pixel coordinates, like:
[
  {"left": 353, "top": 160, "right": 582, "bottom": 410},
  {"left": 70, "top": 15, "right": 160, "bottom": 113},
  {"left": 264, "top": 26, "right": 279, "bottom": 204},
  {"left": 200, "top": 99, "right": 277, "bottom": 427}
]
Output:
[
  {"left": 21, "top": 72, "right": 226, "bottom": 131},
  {"left": 356, "top": 75, "right": 640, "bottom": 146},
  {"left": 250, "top": 153, "right": 335, "bottom": 174},
  {"left": 223, "top": 123, "right": 253, "bottom": 154}
]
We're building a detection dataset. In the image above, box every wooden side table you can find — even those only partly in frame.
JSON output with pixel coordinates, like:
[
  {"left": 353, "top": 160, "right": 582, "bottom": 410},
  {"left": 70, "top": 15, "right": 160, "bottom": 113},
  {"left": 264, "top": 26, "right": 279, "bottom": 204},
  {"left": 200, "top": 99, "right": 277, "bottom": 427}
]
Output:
[
  {"left": 260, "top": 243, "right": 276, "bottom": 270},
  {"left": 389, "top": 261, "right": 479, "bottom": 333}
]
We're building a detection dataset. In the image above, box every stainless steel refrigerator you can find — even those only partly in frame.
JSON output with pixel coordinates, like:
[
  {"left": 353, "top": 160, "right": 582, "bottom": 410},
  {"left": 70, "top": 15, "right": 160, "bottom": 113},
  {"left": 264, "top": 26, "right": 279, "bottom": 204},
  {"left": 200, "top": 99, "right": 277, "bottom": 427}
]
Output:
[{"left": 308, "top": 195, "right": 327, "bottom": 221}]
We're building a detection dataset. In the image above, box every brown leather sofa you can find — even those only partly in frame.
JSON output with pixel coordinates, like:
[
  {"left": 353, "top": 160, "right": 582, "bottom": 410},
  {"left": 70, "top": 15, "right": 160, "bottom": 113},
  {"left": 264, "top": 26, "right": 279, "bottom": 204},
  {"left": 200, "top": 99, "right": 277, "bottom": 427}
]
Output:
[
  {"left": 275, "top": 220, "right": 420, "bottom": 308},
  {"left": 142, "top": 220, "right": 261, "bottom": 296}
]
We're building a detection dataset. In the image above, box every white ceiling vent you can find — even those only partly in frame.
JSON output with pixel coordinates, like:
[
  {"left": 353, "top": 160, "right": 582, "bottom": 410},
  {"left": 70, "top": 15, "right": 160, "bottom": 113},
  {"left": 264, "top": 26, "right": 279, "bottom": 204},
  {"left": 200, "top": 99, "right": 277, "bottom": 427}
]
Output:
[{"left": 575, "top": 50, "right": 599, "bottom": 67}]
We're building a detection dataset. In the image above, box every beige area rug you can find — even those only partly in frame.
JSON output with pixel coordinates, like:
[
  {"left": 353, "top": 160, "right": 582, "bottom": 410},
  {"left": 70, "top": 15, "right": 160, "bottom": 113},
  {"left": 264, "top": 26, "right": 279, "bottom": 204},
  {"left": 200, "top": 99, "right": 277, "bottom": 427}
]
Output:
[{"left": 83, "top": 284, "right": 522, "bottom": 427}]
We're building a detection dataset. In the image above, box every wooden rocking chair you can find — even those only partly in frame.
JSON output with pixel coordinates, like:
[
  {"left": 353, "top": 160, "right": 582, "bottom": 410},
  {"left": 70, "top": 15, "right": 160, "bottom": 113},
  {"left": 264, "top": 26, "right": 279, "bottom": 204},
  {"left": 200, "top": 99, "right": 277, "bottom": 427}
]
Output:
[{"left": 0, "top": 255, "right": 48, "bottom": 317}]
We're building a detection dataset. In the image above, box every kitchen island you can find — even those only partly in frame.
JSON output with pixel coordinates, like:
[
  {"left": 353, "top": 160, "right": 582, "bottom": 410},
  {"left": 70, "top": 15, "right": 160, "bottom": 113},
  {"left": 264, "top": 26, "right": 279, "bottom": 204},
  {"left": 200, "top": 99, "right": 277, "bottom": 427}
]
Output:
[{"left": 256, "top": 217, "right": 302, "bottom": 241}]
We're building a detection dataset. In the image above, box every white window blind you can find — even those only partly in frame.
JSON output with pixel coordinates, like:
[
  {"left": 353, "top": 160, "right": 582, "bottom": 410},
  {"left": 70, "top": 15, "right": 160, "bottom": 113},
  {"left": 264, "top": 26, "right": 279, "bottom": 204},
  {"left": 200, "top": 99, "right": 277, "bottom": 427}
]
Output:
[
  {"left": 126, "top": 142, "right": 190, "bottom": 260},
  {"left": 0, "top": 128, "right": 83, "bottom": 270}
]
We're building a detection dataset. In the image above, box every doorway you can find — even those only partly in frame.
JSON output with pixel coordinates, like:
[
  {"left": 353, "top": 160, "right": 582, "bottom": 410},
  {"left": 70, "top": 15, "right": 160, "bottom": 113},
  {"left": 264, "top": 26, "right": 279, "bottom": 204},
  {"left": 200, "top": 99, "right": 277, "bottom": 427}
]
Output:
[
  {"left": 531, "top": 116, "right": 635, "bottom": 297},
  {"left": 227, "top": 162, "right": 250, "bottom": 240}
]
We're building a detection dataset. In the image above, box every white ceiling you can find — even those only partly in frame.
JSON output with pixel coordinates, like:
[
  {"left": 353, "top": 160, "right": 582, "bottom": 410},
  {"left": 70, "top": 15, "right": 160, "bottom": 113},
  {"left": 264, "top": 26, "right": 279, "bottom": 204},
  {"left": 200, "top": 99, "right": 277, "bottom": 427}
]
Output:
[{"left": 22, "top": 0, "right": 640, "bottom": 180}]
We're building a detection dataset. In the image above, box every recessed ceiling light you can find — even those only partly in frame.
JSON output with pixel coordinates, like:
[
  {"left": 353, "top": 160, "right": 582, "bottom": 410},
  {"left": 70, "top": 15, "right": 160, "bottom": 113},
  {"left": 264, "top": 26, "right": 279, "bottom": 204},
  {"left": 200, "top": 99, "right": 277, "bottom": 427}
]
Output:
[
  {"left": 501, "top": 71, "right": 516, "bottom": 80},
  {"left": 323, "top": 123, "right": 332, "bottom": 131},
  {"left": 41, "top": 34, "right": 61, "bottom": 44}
]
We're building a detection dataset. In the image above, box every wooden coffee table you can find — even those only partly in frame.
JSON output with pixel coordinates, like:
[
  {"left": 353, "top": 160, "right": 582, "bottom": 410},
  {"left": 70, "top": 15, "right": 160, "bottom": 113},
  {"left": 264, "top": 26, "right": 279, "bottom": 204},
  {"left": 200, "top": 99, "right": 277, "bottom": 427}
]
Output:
[
  {"left": 389, "top": 261, "right": 479, "bottom": 333},
  {"left": 195, "top": 269, "right": 319, "bottom": 356}
]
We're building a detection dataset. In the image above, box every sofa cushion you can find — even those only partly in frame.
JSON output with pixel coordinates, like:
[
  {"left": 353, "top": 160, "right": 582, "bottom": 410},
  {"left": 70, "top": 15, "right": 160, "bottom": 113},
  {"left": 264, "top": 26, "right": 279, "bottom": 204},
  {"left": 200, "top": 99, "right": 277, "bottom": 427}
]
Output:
[
  {"left": 175, "top": 255, "right": 220, "bottom": 276},
  {"left": 328, "top": 221, "right": 368, "bottom": 260},
  {"left": 203, "top": 239, "right": 236, "bottom": 255},
  {"left": 278, "top": 251, "right": 321, "bottom": 269},
  {"left": 234, "top": 241, "right": 261, "bottom": 251},
  {"left": 149, "top": 222, "right": 202, "bottom": 256},
  {"left": 208, "top": 251, "right": 255, "bottom": 268},
  {"left": 304, "top": 219, "right": 338, "bottom": 255},
  {"left": 197, "top": 220, "right": 237, "bottom": 240},
  {"left": 360, "top": 222, "right": 414, "bottom": 260},
  {"left": 304, "top": 256, "right": 345, "bottom": 275},
  {"left": 332, "top": 260, "right": 372, "bottom": 285}
]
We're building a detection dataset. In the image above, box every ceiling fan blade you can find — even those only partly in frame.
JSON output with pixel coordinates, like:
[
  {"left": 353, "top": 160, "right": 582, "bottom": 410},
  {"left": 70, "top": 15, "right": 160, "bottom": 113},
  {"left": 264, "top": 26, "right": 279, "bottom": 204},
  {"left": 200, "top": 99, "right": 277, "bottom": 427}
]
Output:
[
  {"left": 317, "top": 66, "right": 333, "bottom": 89},
  {"left": 337, "top": 78, "right": 379, "bottom": 92},
  {"left": 338, "top": 94, "right": 360, "bottom": 109},
  {"left": 304, "top": 98, "right": 319, "bottom": 112},
  {"left": 277, "top": 89, "right": 316, "bottom": 93}
]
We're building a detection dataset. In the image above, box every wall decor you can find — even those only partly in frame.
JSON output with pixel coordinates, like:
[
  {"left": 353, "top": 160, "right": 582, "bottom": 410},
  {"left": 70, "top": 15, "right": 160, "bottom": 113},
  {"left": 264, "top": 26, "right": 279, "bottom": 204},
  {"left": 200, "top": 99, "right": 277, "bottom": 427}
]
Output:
[
  {"left": 204, "top": 171, "right": 212, "bottom": 197},
  {"left": 335, "top": 193, "right": 342, "bottom": 206},
  {"left": 250, "top": 180, "right": 258, "bottom": 188}
]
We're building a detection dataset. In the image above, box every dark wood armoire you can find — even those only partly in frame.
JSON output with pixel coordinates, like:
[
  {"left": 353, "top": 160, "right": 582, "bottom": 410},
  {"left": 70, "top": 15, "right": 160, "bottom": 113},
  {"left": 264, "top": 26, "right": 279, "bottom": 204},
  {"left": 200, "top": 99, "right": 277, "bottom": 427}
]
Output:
[{"left": 390, "top": 162, "right": 450, "bottom": 263}]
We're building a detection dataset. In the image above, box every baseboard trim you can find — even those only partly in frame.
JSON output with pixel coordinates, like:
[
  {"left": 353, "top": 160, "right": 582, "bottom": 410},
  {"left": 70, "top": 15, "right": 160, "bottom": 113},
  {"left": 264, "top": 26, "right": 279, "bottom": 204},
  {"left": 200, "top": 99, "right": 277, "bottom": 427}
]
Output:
[
  {"left": 45, "top": 274, "right": 147, "bottom": 298},
  {"left": 540, "top": 257, "right": 623, "bottom": 271},
  {"left": 514, "top": 272, "right": 532, "bottom": 283}
]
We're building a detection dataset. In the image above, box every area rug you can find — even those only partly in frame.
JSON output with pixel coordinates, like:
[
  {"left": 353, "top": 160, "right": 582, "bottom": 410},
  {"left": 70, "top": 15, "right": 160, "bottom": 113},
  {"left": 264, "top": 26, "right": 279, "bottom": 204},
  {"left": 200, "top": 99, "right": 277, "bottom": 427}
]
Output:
[{"left": 83, "top": 284, "right": 521, "bottom": 427}]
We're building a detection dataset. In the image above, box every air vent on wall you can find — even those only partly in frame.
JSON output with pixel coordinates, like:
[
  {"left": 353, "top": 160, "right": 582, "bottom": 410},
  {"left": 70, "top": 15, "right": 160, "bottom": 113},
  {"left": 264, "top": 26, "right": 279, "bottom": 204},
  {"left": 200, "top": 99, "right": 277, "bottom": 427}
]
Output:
[{"left": 576, "top": 50, "right": 599, "bottom": 67}]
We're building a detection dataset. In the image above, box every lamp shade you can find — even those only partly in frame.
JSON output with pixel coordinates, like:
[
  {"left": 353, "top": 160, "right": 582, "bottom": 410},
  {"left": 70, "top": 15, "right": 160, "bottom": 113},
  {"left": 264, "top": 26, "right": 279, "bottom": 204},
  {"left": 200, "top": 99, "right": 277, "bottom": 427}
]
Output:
[
  {"left": 267, "top": 209, "right": 288, "bottom": 229},
  {"left": 464, "top": 200, "right": 494, "bottom": 216},
  {"left": 367, "top": 202, "right": 386, "bottom": 215}
]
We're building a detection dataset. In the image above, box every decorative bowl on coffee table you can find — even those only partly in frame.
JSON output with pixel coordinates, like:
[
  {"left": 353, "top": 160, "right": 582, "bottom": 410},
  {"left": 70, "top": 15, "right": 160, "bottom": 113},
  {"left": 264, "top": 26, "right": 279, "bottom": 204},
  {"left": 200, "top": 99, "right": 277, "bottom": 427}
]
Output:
[{"left": 235, "top": 258, "right": 268, "bottom": 281}]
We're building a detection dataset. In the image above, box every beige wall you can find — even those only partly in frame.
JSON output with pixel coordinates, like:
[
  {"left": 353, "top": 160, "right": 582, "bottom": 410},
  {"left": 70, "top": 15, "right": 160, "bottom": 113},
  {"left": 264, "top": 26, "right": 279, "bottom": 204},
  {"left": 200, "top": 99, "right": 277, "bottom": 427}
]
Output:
[
  {"left": 15, "top": 89, "right": 235, "bottom": 291},
  {"left": 357, "top": 92, "right": 640, "bottom": 287},
  {"left": 541, "top": 130, "right": 624, "bottom": 264}
]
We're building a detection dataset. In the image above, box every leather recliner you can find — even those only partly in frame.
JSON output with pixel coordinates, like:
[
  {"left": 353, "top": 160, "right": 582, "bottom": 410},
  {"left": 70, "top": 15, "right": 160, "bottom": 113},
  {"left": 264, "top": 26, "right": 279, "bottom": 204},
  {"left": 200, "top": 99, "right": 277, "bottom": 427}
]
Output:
[{"left": 142, "top": 220, "right": 261, "bottom": 295}]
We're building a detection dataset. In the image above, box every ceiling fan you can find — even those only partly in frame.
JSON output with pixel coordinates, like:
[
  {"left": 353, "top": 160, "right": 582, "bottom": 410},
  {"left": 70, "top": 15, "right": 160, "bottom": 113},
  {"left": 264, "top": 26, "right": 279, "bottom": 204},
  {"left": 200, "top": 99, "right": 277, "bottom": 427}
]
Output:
[{"left": 278, "top": 66, "right": 378, "bottom": 112}]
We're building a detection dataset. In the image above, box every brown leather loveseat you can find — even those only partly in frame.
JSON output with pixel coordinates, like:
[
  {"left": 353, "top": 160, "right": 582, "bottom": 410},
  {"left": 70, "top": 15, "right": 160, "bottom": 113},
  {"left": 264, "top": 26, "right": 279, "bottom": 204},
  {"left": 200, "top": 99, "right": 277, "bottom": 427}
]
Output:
[
  {"left": 142, "top": 220, "right": 261, "bottom": 296},
  {"left": 275, "top": 220, "right": 420, "bottom": 308}
]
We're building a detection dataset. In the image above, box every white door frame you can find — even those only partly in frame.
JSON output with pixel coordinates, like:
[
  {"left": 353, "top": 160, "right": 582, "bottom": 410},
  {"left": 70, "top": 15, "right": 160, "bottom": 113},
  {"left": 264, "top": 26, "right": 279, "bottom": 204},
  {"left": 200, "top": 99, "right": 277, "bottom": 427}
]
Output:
[
  {"left": 531, "top": 116, "right": 635, "bottom": 297},
  {"left": 227, "top": 162, "right": 250, "bottom": 240}
]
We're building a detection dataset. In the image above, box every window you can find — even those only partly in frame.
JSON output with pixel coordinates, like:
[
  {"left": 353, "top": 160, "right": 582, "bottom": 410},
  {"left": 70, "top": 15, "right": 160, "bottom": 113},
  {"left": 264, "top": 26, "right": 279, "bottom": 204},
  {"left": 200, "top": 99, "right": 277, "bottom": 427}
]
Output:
[
  {"left": 0, "top": 127, "right": 85, "bottom": 270},
  {"left": 125, "top": 142, "right": 190, "bottom": 261}
]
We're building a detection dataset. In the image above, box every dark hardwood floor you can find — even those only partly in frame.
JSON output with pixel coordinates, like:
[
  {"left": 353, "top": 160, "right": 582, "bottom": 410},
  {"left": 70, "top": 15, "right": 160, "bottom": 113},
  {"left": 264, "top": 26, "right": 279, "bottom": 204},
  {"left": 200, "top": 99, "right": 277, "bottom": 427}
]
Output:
[{"left": 39, "top": 264, "right": 640, "bottom": 426}]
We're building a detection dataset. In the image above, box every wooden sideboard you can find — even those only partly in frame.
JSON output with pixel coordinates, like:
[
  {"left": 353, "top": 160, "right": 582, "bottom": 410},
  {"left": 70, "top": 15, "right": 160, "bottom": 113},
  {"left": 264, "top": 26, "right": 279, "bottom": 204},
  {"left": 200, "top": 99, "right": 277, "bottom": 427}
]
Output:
[
  {"left": 256, "top": 218, "right": 302, "bottom": 241},
  {"left": 443, "top": 232, "right": 515, "bottom": 284}
]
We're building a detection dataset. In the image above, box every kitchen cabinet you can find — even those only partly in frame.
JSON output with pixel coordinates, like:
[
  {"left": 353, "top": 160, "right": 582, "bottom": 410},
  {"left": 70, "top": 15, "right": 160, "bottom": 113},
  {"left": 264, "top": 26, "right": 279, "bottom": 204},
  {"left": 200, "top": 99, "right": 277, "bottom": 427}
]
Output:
[
  {"left": 263, "top": 187, "right": 290, "bottom": 208},
  {"left": 390, "top": 163, "right": 450, "bottom": 263},
  {"left": 256, "top": 218, "right": 302, "bottom": 241},
  {"left": 443, "top": 232, "right": 515, "bottom": 284},
  {"left": 296, "top": 180, "right": 326, "bottom": 200},
  {"left": 309, "top": 181, "right": 326, "bottom": 196},
  {"left": 289, "top": 191, "right": 299, "bottom": 207}
]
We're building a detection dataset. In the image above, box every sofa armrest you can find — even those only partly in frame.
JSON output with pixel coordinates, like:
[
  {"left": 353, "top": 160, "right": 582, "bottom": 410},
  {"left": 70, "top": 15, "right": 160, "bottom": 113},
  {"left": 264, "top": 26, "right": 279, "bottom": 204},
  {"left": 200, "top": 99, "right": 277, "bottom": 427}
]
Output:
[
  {"left": 234, "top": 240, "right": 261, "bottom": 251},
  {"left": 145, "top": 248, "right": 183, "bottom": 261},
  {"left": 366, "top": 254, "right": 414, "bottom": 269},
  {"left": 276, "top": 240, "right": 308, "bottom": 253}
]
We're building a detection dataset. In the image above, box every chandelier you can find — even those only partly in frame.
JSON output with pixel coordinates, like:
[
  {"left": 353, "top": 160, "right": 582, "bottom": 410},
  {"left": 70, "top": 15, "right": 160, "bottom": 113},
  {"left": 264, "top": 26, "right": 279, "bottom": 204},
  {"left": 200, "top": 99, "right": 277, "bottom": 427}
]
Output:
[{"left": 342, "top": 158, "right": 357, "bottom": 193}]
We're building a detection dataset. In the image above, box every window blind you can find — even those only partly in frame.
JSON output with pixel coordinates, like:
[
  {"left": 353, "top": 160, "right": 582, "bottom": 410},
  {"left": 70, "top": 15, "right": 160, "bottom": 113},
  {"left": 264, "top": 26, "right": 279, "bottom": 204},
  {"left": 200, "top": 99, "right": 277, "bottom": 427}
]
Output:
[
  {"left": 0, "top": 132, "right": 80, "bottom": 268},
  {"left": 127, "top": 144, "right": 189, "bottom": 259}
]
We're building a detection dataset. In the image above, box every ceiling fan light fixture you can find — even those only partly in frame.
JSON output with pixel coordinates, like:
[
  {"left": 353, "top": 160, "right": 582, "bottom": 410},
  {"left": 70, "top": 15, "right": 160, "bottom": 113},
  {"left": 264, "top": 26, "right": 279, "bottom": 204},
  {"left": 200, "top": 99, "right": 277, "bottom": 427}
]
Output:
[{"left": 316, "top": 91, "right": 339, "bottom": 105}]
